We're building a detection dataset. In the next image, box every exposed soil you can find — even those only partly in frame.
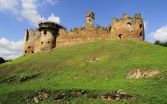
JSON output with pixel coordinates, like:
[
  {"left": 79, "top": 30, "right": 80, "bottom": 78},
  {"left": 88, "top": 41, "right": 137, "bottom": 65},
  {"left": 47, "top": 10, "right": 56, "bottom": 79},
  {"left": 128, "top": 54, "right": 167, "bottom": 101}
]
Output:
[
  {"left": 27, "top": 89, "right": 133, "bottom": 103},
  {"left": 127, "top": 69, "right": 160, "bottom": 79},
  {"left": 85, "top": 56, "right": 102, "bottom": 63}
]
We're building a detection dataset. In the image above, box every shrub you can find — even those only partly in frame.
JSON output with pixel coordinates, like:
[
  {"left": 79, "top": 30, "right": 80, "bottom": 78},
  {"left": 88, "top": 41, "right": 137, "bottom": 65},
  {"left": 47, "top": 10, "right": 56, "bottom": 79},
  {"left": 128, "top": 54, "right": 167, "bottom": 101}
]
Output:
[
  {"left": 0, "top": 57, "right": 6, "bottom": 64},
  {"left": 154, "top": 40, "right": 167, "bottom": 47}
]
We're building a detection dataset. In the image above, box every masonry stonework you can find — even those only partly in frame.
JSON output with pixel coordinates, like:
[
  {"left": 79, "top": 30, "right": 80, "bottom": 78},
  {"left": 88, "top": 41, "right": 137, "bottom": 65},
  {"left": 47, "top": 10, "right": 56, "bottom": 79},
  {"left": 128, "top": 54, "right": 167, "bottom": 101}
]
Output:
[
  {"left": 24, "top": 11, "right": 145, "bottom": 55},
  {"left": 111, "top": 13, "right": 144, "bottom": 40},
  {"left": 24, "top": 22, "right": 62, "bottom": 55},
  {"left": 85, "top": 11, "right": 95, "bottom": 30}
]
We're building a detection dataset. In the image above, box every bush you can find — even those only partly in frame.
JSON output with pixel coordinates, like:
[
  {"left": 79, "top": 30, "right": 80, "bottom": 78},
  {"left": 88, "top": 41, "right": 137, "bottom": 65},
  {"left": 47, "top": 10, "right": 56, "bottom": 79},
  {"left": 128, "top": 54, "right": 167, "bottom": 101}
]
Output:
[
  {"left": 154, "top": 40, "right": 167, "bottom": 47},
  {"left": 0, "top": 57, "right": 6, "bottom": 64}
]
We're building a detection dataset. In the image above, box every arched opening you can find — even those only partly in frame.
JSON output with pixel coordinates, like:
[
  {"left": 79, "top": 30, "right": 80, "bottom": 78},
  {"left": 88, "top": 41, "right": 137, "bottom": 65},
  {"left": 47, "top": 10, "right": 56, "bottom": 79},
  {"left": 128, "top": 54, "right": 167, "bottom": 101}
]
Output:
[
  {"left": 41, "top": 41, "right": 43, "bottom": 45},
  {"left": 25, "top": 51, "right": 27, "bottom": 53},
  {"left": 127, "top": 22, "right": 131, "bottom": 25},
  {"left": 127, "top": 22, "right": 132, "bottom": 30},
  {"left": 28, "top": 46, "right": 31, "bottom": 49},
  {"left": 47, "top": 41, "right": 50, "bottom": 44},
  {"left": 31, "top": 51, "right": 34, "bottom": 53}
]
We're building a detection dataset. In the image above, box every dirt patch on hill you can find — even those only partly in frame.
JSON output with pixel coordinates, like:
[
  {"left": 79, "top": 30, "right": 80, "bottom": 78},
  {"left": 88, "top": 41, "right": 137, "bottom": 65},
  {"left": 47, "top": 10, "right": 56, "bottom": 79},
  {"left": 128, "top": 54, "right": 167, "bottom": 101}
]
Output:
[
  {"left": 53, "top": 89, "right": 133, "bottom": 102},
  {"left": 27, "top": 89, "right": 133, "bottom": 103},
  {"left": 127, "top": 69, "right": 160, "bottom": 79},
  {"left": 85, "top": 56, "right": 102, "bottom": 63},
  {"left": 100, "top": 90, "right": 132, "bottom": 101},
  {"left": 27, "top": 90, "right": 49, "bottom": 103}
]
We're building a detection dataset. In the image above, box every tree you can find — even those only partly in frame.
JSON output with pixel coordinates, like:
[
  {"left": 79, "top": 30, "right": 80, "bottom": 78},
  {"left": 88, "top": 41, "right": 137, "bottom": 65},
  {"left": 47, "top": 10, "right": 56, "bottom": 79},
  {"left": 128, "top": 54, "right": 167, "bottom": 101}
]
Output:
[
  {"left": 0, "top": 57, "right": 6, "bottom": 64},
  {"left": 154, "top": 40, "right": 167, "bottom": 47}
]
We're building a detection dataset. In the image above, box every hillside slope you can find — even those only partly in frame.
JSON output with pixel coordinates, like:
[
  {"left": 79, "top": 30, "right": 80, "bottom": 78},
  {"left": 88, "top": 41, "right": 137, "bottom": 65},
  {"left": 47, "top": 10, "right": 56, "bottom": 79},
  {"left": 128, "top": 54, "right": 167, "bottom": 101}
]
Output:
[{"left": 0, "top": 40, "right": 167, "bottom": 104}]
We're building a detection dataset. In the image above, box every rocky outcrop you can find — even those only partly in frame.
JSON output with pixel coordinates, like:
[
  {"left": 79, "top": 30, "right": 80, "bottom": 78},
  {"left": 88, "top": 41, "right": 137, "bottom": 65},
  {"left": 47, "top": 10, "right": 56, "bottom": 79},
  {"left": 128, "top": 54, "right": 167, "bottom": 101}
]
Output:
[{"left": 127, "top": 69, "right": 160, "bottom": 79}]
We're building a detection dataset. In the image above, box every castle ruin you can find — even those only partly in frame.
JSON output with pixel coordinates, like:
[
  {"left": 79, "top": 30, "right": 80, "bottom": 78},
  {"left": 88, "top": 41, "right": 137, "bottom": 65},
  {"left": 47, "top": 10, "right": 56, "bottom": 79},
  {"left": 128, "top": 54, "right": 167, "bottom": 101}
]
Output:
[
  {"left": 24, "top": 22, "right": 63, "bottom": 55},
  {"left": 24, "top": 11, "right": 145, "bottom": 55},
  {"left": 111, "top": 13, "right": 144, "bottom": 40}
]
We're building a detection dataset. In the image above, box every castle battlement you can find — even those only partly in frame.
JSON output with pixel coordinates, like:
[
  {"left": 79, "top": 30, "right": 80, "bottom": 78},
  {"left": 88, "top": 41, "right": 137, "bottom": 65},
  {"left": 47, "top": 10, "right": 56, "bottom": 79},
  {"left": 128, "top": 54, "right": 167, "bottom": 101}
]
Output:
[
  {"left": 38, "top": 21, "right": 59, "bottom": 30},
  {"left": 112, "top": 13, "right": 142, "bottom": 22},
  {"left": 24, "top": 11, "right": 145, "bottom": 55}
]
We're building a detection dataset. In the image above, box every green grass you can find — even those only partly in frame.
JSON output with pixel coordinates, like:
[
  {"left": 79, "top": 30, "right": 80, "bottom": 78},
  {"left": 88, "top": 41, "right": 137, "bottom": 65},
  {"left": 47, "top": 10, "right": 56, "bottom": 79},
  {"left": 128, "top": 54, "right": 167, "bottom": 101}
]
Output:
[{"left": 0, "top": 40, "right": 167, "bottom": 104}]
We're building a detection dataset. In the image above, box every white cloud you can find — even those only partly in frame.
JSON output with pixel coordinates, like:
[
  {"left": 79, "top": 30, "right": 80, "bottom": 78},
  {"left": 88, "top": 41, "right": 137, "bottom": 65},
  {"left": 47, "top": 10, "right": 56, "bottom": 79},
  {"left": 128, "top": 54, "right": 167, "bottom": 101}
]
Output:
[
  {"left": 151, "top": 25, "right": 167, "bottom": 42},
  {"left": 144, "top": 22, "right": 148, "bottom": 30},
  {"left": 0, "top": 0, "right": 60, "bottom": 59},
  {"left": 47, "top": 13, "right": 60, "bottom": 24},
  {"left": 0, "top": 0, "right": 60, "bottom": 25},
  {"left": 0, "top": 0, "right": 19, "bottom": 11},
  {"left": 21, "top": 0, "right": 44, "bottom": 24},
  {"left": 0, "top": 38, "right": 23, "bottom": 60}
]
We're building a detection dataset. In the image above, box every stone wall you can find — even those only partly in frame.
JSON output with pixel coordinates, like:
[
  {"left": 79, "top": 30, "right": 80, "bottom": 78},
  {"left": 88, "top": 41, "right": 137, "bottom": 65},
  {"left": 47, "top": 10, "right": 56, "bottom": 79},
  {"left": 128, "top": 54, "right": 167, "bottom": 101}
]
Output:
[
  {"left": 40, "top": 30, "right": 56, "bottom": 52},
  {"left": 110, "top": 13, "right": 144, "bottom": 40},
  {"left": 24, "top": 29, "right": 35, "bottom": 55},
  {"left": 24, "top": 12, "right": 145, "bottom": 55},
  {"left": 56, "top": 26, "right": 110, "bottom": 47}
]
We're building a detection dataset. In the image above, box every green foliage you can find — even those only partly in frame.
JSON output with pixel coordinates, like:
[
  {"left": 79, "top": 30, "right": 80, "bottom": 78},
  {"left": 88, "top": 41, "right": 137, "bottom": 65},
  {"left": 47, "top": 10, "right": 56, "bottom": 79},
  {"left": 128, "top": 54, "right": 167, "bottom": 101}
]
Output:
[
  {"left": 0, "top": 57, "right": 5, "bottom": 64},
  {"left": 0, "top": 40, "right": 167, "bottom": 104},
  {"left": 154, "top": 40, "right": 167, "bottom": 47}
]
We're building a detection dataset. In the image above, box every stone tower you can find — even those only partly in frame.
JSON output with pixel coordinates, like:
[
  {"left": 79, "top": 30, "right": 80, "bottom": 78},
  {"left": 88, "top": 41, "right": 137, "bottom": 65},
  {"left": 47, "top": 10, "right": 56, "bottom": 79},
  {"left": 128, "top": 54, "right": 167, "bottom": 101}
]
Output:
[
  {"left": 85, "top": 11, "right": 95, "bottom": 29},
  {"left": 24, "top": 21, "right": 62, "bottom": 55},
  {"left": 38, "top": 22, "right": 59, "bottom": 52}
]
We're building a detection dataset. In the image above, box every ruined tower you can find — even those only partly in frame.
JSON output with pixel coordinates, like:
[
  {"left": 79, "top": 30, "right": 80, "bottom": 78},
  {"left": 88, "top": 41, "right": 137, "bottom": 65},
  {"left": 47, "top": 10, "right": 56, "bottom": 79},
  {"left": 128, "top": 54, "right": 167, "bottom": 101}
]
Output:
[
  {"left": 24, "top": 21, "right": 62, "bottom": 55},
  {"left": 110, "top": 13, "right": 144, "bottom": 40},
  {"left": 38, "top": 22, "right": 59, "bottom": 52},
  {"left": 85, "top": 11, "right": 95, "bottom": 29}
]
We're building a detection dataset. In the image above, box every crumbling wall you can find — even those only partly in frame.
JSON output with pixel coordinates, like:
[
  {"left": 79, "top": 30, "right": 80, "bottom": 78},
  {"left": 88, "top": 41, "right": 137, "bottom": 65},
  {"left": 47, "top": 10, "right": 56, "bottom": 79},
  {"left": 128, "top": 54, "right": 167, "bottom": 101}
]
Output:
[
  {"left": 56, "top": 26, "right": 110, "bottom": 47},
  {"left": 33, "top": 31, "right": 41, "bottom": 52},
  {"left": 24, "top": 29, "right": 35, "bottom": 55},
  {"left": 96, "top": 26, "right": 111, "bottom": 40},
  {"left": 110, "top": 13, "right": 144, "bottom": 40}
]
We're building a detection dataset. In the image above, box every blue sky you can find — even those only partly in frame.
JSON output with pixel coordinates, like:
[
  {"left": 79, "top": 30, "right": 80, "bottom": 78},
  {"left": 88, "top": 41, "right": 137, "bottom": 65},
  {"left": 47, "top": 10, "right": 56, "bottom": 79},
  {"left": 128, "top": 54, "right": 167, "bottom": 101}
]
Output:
[{"left": 0, "top": 0, "right": 167, "bottom": 59}]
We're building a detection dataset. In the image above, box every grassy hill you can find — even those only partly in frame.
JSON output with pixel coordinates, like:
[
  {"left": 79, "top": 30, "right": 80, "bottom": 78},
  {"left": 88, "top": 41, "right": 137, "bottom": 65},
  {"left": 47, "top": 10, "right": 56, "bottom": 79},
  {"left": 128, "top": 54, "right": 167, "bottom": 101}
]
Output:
[{"left": 0, "top": 40, "right": 167, "bottom": 104}]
